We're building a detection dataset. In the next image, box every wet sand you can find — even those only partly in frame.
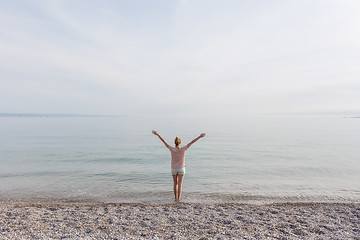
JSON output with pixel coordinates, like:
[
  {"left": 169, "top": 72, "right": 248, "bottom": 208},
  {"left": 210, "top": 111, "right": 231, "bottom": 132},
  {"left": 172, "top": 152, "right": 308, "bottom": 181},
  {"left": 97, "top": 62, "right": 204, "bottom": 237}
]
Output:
[{"left": 0, "top": 201, "right": 359, "bottom": 239}]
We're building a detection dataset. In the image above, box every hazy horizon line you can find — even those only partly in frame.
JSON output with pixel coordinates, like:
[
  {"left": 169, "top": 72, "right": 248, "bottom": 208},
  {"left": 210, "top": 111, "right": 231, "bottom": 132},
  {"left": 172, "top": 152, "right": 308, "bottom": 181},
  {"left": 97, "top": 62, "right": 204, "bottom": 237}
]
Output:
[{"left": 0, "top": 112, "right": 358, "bottom": 118}]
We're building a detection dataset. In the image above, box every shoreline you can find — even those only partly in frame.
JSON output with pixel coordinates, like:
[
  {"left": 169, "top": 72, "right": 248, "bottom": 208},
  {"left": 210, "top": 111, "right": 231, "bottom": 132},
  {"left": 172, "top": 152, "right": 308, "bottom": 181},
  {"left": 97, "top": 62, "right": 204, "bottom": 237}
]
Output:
[
  {"left": 1, "top": 191, "right": 358, "bottom": 205},
  {"left": 1, "top": 201, "right": 359, "bottom": 239}
]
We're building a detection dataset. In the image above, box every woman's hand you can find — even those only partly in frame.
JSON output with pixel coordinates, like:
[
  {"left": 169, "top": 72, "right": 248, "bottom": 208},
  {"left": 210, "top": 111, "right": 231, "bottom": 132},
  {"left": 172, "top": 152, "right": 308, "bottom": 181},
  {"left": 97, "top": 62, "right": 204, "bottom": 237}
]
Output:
[
  {"left": 152, "top": 130, "right": 158, "bottom": 135},
  {"left": 200, "top": 133, "right": 206, "bottom": 138}
]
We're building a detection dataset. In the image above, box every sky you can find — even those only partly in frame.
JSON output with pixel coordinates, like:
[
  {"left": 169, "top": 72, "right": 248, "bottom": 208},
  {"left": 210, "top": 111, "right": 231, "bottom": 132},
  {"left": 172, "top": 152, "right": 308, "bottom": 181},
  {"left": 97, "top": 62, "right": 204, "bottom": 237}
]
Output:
[{"left": 1, "top": 0, "right": 360, "bottom": 117}]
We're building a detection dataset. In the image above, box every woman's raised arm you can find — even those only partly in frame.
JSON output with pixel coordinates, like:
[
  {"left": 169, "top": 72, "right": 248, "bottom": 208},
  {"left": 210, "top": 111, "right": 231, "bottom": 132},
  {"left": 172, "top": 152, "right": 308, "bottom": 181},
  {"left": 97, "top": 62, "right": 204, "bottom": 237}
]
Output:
[
  {"left": 152, "top": 130, "right": 170, "bottom": 149},
  {"left": 186, "top": 133, "right": 206, "bottom": 149}
]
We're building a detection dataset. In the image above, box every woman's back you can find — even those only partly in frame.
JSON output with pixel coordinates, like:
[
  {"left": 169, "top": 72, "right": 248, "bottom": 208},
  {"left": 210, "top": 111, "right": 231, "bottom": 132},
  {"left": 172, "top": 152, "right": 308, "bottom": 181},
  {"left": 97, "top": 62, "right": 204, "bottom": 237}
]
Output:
[{"left": 168, "top": 146, "right": 188, "bottom": 169}]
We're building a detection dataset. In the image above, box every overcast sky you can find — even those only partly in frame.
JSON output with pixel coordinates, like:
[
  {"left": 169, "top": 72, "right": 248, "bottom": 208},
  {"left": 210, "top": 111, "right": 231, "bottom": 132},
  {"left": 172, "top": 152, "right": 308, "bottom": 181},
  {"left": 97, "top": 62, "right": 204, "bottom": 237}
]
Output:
[{"left": 1, "top": 0, "right": 359, "bottom": 117}]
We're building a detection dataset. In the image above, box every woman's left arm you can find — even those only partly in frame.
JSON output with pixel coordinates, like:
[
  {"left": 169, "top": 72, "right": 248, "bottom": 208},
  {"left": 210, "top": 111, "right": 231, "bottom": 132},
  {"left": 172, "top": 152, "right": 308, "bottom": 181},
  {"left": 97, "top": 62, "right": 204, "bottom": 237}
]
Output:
[{"left": 186, "top": 133, "right": 206, "bottom": 149}]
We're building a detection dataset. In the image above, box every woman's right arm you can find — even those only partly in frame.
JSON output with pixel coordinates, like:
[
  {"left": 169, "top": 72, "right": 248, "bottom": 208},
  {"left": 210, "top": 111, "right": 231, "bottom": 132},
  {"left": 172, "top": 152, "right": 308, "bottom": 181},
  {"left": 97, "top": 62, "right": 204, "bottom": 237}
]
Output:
[{"left": 152, "top": 130, "right": 170, "bottom": 149}]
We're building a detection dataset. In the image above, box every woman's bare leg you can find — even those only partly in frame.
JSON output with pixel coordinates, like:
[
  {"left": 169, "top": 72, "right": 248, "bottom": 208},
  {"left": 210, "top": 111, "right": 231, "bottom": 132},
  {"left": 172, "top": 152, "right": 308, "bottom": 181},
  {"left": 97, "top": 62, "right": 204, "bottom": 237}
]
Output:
[
  {"left": 172, "top": 174, "right": 178, "bottom": 201},
  {"left": 177, "top": 174, "right": 184, "bottom": 201}
]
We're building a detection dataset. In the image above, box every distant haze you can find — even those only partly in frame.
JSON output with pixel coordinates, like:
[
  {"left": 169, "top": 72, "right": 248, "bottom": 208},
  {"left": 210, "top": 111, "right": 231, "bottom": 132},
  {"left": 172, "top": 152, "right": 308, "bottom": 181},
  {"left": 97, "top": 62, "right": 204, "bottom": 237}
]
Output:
[{"left": 1, "top": 0, "right": 359, "bottom": 117}]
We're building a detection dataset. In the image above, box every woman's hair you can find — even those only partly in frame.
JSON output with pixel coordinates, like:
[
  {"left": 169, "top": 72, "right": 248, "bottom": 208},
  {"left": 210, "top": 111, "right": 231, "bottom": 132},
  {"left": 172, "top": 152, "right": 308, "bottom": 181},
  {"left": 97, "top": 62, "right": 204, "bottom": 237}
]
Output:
[{"left": 174, "top": 136, "right": 181, "bottom": 146}]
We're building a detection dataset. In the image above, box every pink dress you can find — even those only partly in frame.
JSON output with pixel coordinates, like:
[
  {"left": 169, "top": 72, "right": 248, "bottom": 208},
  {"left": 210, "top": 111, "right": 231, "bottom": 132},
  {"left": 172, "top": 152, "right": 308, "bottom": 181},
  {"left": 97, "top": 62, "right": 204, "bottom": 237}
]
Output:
[{"left": 168, "top": 145, "right": 188, "bottom": 169}]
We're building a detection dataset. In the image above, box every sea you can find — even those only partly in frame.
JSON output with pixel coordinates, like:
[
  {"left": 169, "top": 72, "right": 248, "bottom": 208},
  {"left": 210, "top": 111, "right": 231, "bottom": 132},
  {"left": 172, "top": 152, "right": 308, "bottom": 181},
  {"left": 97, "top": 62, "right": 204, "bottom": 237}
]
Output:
[{"left": 0, "top": 115, "right": 359, "bottom": 204}]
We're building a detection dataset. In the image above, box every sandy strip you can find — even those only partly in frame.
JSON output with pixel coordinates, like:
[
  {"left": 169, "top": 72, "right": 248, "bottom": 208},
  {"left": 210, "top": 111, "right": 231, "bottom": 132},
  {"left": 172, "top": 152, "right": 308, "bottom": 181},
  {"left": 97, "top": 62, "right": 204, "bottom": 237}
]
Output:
[{"left": 0, "top": 201, "right": 359, "bottom": 239}]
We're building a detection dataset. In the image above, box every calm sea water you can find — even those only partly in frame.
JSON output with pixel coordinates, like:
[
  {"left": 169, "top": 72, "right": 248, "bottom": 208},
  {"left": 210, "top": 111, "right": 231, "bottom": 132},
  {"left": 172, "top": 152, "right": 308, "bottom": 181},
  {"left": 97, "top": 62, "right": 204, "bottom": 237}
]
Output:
[{"left": 0, "top": 115, "right": 359, "bottom": 203}]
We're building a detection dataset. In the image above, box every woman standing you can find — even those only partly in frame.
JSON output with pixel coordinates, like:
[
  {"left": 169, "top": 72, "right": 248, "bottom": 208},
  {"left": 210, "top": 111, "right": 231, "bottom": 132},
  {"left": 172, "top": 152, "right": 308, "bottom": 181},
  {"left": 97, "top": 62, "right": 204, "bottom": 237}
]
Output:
[{"left": 152, "top": 130, "right": 206, "bottom": 202}]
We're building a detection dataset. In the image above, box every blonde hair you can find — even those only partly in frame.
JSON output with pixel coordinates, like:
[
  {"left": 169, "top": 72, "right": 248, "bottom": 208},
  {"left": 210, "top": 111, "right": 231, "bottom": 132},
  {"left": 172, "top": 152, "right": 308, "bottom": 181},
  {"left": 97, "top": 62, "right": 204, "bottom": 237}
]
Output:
[{"left": 174, "top": 136, "right": 181, "bottom": 147}]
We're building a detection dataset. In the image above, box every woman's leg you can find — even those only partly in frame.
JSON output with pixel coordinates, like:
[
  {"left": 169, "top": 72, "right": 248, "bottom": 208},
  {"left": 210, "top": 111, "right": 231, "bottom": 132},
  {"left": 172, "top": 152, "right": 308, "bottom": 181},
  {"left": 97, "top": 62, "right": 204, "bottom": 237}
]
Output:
[
  {"left": 172, "top": 174, "right": 178, "bottom": 201},
  {"left": 177, "top": 174, "right": 184, "bottom": 201}
]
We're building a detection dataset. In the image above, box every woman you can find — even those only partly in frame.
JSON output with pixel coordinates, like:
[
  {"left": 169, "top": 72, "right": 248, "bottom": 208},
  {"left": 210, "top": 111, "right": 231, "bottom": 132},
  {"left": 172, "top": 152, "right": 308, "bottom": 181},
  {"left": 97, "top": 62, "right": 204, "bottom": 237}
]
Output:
[{"left": 152, "top": 130, "right": 206, "bottom": 202}]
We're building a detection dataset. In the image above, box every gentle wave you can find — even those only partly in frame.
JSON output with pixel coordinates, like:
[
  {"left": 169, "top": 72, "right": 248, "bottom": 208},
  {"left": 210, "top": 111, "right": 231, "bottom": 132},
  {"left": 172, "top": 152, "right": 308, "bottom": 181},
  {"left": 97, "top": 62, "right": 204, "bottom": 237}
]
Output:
[
  {"left": 60, "top": 157, "right": 141, "bottom": 164},
  {"left": 0, "top": 191, "right": 358, "bottom": 205}
]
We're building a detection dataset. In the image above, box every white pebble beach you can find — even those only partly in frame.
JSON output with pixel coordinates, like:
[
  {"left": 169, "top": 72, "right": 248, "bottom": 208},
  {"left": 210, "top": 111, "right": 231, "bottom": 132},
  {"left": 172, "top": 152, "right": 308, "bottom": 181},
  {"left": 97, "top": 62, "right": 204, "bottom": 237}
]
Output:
[{"left": 0, "top": 201, "right": 359, "bottom": 239}]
